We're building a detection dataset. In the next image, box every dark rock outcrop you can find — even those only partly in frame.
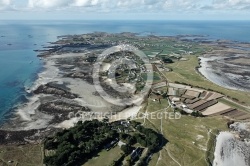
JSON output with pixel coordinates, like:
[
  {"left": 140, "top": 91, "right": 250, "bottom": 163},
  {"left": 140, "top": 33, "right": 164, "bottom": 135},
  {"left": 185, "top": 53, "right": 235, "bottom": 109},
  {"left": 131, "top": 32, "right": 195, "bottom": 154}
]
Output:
[
  {"left": 38, "top": 100, "right": 90, "bottom": 116},
  {"left": 65, "top": 72, "right": 93, "bottom": 84},
  {"left": 34, "top": 83, "right": 78, "bottom": 99},
  {"left": 38, "top": 100, "right": 91, "bottom": 123},
  {"left": 0, "top": 128, "right": 62, "bottom": 145}
]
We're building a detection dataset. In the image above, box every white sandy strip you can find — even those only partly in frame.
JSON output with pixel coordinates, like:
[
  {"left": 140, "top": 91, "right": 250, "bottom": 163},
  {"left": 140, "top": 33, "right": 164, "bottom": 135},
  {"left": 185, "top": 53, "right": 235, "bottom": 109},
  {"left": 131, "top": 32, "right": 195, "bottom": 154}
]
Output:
[
  {"left": 110, "top": 106, "right": 142, "bottom": 121},
  {"left": 198, "top": 57, "right": 228, "bottom": 88},
  {"left": 16, "top": 95, "right": 40, "bottom": 121},
  {"left": 15, "top": 59, "right": 61, "bottom": 129},
  {"left": 56, "top": 106, "right": 142, "bottom": 129},
  {"left": 26, "top": 60, "right": 60, "bottom": 93},
  {"left": 55, "top": 117, "right": 80, "bottom": 129},
  {"left": 19, "top": 111, "right": 54, "bottom": 130},
  {"left": 15, "top": 97, "right": 54, "bottom": 130}
]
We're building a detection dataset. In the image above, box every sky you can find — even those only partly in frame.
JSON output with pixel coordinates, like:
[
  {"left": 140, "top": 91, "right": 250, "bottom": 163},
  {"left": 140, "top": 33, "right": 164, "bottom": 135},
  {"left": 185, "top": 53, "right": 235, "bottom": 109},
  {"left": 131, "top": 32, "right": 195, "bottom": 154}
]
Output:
[{"left": 0, "top": 0, "right": 250, "bottom": 20}]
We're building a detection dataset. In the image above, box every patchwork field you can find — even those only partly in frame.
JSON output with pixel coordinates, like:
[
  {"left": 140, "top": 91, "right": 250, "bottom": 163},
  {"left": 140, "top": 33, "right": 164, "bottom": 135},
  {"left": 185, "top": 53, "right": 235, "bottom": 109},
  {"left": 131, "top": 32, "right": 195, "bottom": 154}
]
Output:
[
  {"left": 163, "top": 55, "right": 250, "bottom": 106},
  {"left": 136, "top": 98, "right": 229, "bottom": 166},
  {"left": 202, "top": 103, "right": 231, "bottom": 116}
]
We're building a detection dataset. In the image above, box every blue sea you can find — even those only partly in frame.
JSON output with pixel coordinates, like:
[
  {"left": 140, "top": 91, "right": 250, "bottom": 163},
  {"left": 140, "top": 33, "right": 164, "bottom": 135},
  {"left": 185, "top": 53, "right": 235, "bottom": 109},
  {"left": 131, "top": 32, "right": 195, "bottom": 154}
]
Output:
[{"left": 1, "top": 20, "right": 250, "bottom": 123}]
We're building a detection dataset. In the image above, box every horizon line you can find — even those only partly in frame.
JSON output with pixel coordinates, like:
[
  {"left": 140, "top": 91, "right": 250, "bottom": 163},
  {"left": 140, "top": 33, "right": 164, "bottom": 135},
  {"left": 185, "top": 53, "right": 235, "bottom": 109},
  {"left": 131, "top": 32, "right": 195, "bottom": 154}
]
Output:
[{"left": 1, "top": 19, "right": 250, "bottom": 21}]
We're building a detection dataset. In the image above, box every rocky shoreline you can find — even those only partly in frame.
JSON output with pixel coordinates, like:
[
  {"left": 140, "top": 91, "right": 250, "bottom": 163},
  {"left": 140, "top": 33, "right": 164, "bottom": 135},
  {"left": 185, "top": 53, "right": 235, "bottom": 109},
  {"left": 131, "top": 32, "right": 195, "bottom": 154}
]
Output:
[
  {"left": 0, "top": 33, "right": 138, "bottom": 145},
  {"left": 0, "top": 128, "right": 62, "bottom": 145},
  {"left": 1, "top": 32, "right": 250, "bottom": 146},
  {"left": 213, "top": 122, "right": 250, "bottom": 166},
  {"left": 198, "top": 39, "right": 250, "bottom": 92},
  {"left": 34, "top": 82, "right": 78, "bottom": 99}
]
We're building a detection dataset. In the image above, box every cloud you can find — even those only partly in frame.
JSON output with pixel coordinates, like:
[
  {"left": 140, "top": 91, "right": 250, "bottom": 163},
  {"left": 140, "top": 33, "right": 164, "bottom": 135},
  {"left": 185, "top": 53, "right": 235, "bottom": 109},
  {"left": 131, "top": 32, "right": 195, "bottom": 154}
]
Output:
[
  {"left": 27, "top": 0, "right": 103, "bottom": 9},
  {"left": 3, "top": 0, "right": 250, "bottom": 13},
  {"left": 207, "top": 0, "right": 250, "bottom": 10},
  {"left": 25, "top": 0, "right": 200, "bottom": 11},
  {"left": 0, "top": 0, "right": 11, "bottom": 10},
  {"left": 163, "top": 0, "right": 199, "bottom": 10},
  {"left": 28, "top": 0, "right": 71, "bottom": 9},
  {"left": 72, "top": 0, "right": 99, "bottom": 7}
]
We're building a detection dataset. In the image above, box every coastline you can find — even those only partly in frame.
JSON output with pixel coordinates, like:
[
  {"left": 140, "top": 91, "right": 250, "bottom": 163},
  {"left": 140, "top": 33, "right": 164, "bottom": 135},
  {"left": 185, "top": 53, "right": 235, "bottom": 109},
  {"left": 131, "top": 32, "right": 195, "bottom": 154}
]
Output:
[
  {"left": 1, "top": 60, "right": 59, "bottom": 130},
  {"left": 1, "top": 20, "right": 250, "bottom": 165},
  {"left": 2, "top": 32, "right": 250, "bottom": 130},
  {"left": 197, "top": 40, "right": 250, "bottom": 94},
  {"left": 197, "top": 56, "right": 235, "bottom": 90},
  {"left": 213, "top": 123, "right": 250, "bottom": 166},
  {"left": 198, "top": 56, "right": 250, "bottom": 93},
  {"left": 0, "top": 32, "right": 249, "bottom": 157},
  {"left": 0, "top": 51, "right": 129, "bottom": 131}
]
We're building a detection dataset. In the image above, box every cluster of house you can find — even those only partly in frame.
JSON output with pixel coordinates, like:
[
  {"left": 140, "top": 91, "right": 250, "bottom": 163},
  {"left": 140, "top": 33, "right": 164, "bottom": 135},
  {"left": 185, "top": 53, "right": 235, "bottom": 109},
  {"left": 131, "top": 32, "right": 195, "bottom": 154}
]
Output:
[
  {"left": 151, "top": 82, "right": 249, "bottom": 120},
  {"left": 103, "top": 120, "right": 144, "bottom": 163},
  {"left": 154, "top": 63, "right": 172, "bottom": 72},
  {"left": 130, "top": 147, "right": 143, "bottom": 162},
  {"left": 104, "top": 138, "right": 143, "bottom": 162},
  {"left": 104, "top": 138, "right": 119, "bottom": 151}
]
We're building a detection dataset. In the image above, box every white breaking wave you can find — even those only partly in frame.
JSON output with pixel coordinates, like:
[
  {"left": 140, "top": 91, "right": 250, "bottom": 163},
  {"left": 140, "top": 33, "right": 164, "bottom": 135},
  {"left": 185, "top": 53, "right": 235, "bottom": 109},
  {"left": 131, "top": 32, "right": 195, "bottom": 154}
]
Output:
[{"left": 213, "top": 131, "right": 250, "bottom": 166}]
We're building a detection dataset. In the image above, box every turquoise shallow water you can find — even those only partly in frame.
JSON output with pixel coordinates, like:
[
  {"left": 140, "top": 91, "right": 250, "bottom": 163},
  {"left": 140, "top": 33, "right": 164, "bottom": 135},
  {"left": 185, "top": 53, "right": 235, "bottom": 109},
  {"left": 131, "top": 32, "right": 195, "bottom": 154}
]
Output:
[
  {"left": 0, "top": 20, "right": 250, "bottom": 122},
  {"left": 0, "top": 49, "right": 42, "bottom": 118}
]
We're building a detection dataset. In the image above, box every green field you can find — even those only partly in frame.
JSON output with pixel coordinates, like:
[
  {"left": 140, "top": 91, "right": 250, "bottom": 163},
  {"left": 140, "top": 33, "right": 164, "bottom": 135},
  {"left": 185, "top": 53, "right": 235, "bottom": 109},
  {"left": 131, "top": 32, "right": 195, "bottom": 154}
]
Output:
[
  {"left": 136, "top": 98, "right": 229, "bottom": 166},
  {"left": 0, "top": 144, "right": 44, "bottom": 166},
  {"left": 83, "top": 146, "right": 123, "bottom": 166},
  {"left": 219, "top": 98, "right": 250, "bottom": 113},
  {"left": 142, "top": 72, "right": 162, "bottom": 82},
  {"left": 163, "top": 55, "right": 250, "bottom": 106}
]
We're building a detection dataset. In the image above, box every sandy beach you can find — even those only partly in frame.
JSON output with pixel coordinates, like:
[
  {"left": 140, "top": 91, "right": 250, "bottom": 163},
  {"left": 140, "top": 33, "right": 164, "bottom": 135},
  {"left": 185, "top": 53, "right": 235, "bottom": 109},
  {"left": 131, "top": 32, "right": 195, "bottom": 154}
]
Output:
[
  {"left": 110, "top": 106, "right": 142, "bottom": 122},
  {"left": 1, "top": 51, "right": 141, "bottom": 130},
  {"left": 198, "top": 56, "right": 250, "bottom": 92}
]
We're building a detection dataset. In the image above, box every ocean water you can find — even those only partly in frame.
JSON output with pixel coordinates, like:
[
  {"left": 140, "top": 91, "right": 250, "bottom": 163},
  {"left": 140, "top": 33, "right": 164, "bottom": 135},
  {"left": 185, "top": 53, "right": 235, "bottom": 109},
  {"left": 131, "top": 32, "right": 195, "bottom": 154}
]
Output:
[{"left": 1, "top": 20, "right": 250, "bottom": 122}]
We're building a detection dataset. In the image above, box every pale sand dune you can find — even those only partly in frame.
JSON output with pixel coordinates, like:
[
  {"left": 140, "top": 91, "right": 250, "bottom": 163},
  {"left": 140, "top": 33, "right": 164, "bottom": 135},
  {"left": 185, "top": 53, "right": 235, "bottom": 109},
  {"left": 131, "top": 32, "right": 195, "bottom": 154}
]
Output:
[{"left": 62, "top": 77, "right": 114, "bottom": 112}]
